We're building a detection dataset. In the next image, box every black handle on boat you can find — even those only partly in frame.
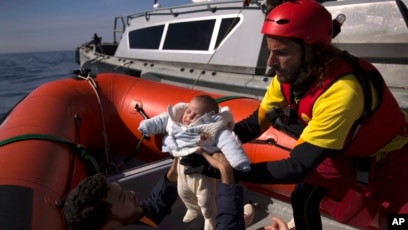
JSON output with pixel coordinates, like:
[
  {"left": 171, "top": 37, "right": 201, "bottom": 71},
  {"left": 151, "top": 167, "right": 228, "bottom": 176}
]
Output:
[
  {"left": 120, "top": 104, "right": 150, "bottom": 165},
  {"left": 250, "top": 138, "right": 292, "bottom": 152},
  {"left": 135, "top": 104, "right": 149, "bottom": 119},
  {"left": 73, "top": 68, "right": 92, "bottom": 78},
  {"left": 123, "top": 135, "right": 146, "bottom": 164}
]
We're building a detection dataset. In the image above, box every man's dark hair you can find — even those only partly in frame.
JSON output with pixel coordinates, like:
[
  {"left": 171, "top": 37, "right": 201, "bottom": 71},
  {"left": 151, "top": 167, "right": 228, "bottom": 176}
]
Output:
[{"left": 63, "top": 173, "right": 111, "bottom": 230}]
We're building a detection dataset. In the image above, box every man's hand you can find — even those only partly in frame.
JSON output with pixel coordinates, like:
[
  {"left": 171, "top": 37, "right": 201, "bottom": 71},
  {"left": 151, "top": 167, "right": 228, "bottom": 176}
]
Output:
[
  {"left": 201, "top": 152, "right": 235, "bottom": 184},
  {"left": 166, "top": 157, "right": 178, "bottom": 184}
]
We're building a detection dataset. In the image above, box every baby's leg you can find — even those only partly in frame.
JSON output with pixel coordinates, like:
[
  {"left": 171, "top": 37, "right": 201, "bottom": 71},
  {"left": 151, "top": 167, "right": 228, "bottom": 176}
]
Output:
[
  {"left": 196, "top": 176, "right": 217, "bottom": 230},
  {"left": 177, "top": 161, "right": 201, "bottom": 222}
]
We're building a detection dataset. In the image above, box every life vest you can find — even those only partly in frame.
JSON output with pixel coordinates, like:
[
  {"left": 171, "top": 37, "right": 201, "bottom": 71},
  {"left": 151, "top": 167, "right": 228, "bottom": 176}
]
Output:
[{"left": 281, "top": 53, "right": 405, "bottom": 157}]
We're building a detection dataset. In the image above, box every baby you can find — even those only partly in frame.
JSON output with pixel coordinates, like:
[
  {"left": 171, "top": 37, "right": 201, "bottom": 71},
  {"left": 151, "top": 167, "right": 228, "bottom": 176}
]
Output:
[{"left": 138, "top": 95, "right": 251, "bottom": 230}]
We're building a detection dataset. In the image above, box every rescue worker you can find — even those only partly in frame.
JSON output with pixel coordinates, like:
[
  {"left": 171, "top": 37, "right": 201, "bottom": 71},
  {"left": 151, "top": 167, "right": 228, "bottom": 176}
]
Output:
[
  {"left": 185, "top": 1, "right": 408, "bottom": 229},
  {"left": 233, "top": 1, "right": 408, "bottom": 229}
]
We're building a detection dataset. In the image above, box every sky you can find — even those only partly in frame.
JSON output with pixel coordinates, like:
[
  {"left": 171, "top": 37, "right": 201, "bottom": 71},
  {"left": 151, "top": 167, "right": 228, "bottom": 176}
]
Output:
[
  {"left": 0, "top": 0, "right": 191, "bottom": 54},
  {"left": 1, "top": 0, "right": 407, "bottom": 54}
]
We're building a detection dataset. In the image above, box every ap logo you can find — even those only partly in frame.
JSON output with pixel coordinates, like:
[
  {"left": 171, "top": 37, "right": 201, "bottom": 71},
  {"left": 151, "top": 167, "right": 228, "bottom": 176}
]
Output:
[{"left": 388, "top": 214, "right": 408, "bottom": 230}]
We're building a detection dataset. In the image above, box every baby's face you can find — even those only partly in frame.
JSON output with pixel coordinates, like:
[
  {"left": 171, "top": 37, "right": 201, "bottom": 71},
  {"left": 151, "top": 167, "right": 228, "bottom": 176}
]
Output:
[{"left": 182, "top": 100, "right": 209, "bottom": 126}]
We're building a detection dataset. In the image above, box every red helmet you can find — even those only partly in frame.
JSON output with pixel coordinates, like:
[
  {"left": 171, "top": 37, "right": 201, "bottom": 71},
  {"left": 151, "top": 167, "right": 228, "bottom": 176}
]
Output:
[{"left": 261, "top": 0, "right": 333, "bottom": 47}]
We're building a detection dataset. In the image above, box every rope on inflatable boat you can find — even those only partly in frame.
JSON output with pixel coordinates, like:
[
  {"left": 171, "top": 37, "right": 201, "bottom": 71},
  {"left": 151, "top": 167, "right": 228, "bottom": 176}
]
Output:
[
  {"left": 215, "top": 95, "right": 259, "bottom": 104},
  {"left": 0, "top": 133, "right": 101, "bottom": 174},
  {"left": 75, "top": 71, "right": 113, "bottom": 172},
  {"left": 190, "top": 5, "right": 246, "bottom": 88}
]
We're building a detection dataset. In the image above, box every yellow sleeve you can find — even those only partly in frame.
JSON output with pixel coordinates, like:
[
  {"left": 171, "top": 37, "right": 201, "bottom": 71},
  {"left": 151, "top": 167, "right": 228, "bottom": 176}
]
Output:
[
  {"left": 260, "top": 76, "right": 288, "bottom": 111},
  {"left": 258, "top": 77, "right": 288, "bottom": 132},
  {"left": 300, "top": 74, "right": 364, "bottom": 149}
]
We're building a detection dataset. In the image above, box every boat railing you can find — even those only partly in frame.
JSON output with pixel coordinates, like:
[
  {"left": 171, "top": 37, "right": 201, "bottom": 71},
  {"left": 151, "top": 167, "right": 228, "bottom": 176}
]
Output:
[
  {"left": 125, "top": 0, "right": 255, "bottom": 25},
  {"left": 113, "top": 16, "right": 125, "bottom": 44}
]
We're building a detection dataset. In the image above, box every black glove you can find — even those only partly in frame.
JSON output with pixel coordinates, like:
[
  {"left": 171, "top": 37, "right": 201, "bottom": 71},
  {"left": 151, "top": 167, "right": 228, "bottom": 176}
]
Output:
[{"left": 180, "top": 153, "right": 221, "bottom": 179}]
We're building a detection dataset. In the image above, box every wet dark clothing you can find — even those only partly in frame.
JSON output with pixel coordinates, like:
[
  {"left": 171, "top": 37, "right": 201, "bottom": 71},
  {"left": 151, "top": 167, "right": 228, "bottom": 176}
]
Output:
[{"left": 127, "top": 174, "right": 245, "bottom": 230}]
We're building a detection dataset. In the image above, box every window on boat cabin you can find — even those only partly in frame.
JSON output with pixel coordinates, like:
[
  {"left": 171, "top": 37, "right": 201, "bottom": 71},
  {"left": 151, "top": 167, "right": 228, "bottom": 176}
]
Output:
[
  {"left": 129, "top": 25, "right": 164, "bottom": 49},
  {"left": 164, "top": 19, "right": 215, "bottom": 50},
  {"left": 215, "top": 18, "right": 240, "bottom": 49},
  {"left": 128, "top": 17, "right": 240, "bottom": 51}
]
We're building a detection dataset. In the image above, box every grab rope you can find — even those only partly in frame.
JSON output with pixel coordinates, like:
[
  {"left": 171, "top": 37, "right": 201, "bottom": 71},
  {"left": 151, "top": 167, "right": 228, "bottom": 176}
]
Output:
[
  {"left": 191, "top": 4, "right": 247, "bottom": 88},
  {"left": 76, "top": 71, "right": 113, "bottom": 170},
  {"left": 215, "top": 95, "right": 259, "bottom": 104},
  {"left": 0, "top": 133, "right": 100, "bottom": 174},
  {"left": 189, "top": 0, "right": 278, "bottom": 88}
]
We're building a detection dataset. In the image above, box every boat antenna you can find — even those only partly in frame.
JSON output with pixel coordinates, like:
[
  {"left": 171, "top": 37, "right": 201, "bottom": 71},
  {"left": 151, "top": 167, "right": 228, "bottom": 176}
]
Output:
[{"left": 153, "top": 0, "right": 161, "bottom": 9}]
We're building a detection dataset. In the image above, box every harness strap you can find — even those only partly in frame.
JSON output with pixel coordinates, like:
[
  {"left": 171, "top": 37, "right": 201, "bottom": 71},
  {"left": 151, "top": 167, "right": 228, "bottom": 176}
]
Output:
[
  {"left": 342, "top": 52, "right": 374, "bottom": 122},
  {"left": 0, "top": 133, "right": 100, "bottom": 174}
]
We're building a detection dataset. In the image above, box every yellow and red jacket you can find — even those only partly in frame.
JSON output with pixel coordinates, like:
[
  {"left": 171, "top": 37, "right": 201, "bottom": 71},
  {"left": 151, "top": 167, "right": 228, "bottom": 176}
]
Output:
[{"left": 280, "top": 54, "right": 406, "bottom": 157}]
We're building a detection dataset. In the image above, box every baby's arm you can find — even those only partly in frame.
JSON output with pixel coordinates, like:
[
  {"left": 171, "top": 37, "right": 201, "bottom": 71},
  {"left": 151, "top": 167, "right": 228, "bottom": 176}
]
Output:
[
  {"left": 216, "top": 129, "right": 251, "bottom": 171},
  {"left": 138, "top": 112, "right": 168, "bottom": 136}
]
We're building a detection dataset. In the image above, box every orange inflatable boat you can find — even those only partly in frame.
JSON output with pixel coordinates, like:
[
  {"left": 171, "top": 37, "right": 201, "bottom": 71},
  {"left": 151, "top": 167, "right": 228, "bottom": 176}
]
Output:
[{"left": 0, "top": 73, "right": 298, "bottom": 229}]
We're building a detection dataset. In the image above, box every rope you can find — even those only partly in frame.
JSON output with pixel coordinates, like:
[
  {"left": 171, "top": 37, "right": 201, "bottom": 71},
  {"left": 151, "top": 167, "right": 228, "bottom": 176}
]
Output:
[
  {"left": 76, "top": 73, "right": 113, "bottom": 170},
  {"left": 0, "top": 133, "right": 100, "bottom": 174},
  {"left": 191, "top": 4, "right": 246, "bottom": 88},
  {"left": 215, "top": 95, "right": 258, "bottom": 104},
  {"left": 190, "top": 0, "right": 274, "bottom": 89}
]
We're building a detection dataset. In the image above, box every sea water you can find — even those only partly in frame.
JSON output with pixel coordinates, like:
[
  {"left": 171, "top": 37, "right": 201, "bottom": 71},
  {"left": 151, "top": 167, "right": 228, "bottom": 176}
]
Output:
[{"left": 0, "top": 50, "right": 79, "bottom": 116}]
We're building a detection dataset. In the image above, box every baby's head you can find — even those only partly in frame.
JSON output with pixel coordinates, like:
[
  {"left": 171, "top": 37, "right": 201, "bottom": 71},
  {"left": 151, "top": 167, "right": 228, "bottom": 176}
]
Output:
[{"left": 182, "top": 95, "right": 219, "bottom": 126}]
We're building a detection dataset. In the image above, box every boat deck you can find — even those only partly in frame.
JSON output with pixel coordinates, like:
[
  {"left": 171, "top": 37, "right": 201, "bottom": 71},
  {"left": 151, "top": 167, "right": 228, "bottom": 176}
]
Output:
[{"left": 244, "top": 189, "right": 358, "bottom": 230}]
